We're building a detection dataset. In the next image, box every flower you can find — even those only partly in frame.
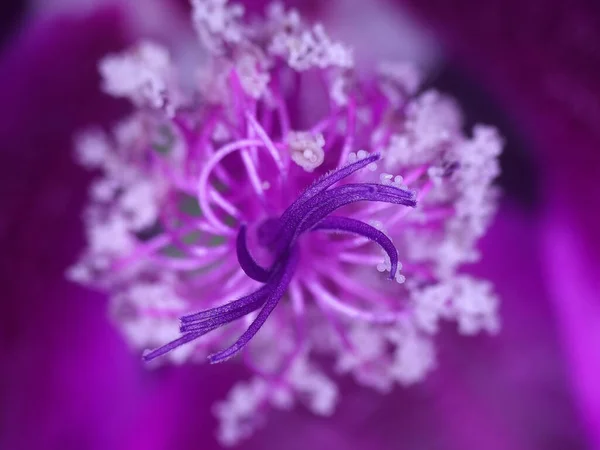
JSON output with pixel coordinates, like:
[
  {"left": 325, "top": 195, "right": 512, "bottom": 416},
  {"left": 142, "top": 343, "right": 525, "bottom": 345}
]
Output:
[
  {"left": 0, "top": 0, "right": 593, "bottom": 449},
  {"left": 68, "top": 1, "right": 502, "bottom": 444}
]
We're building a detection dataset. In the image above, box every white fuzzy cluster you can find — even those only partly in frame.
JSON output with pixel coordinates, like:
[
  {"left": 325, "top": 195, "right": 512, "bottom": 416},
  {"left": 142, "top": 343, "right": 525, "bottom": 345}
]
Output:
[
  {"left": 271, "top": 23, "right": 354, "bottom": 71},
  {"left": 69, "top": 121, "right": 170, "bottom": 283},
  {"left": 265, "top": 1, "right": 301, "bottom": 32},
  {"left": 196, "top": 59, "right": 232, "bottom": 104},
  {"left": 191, "top": 0, "right": 245, "bottom": 53},
  {"left": 215, "top": 355, "right": 337, "bottom": 446},
  {"left": 329, "top": 74, "right": 350, "bottom": 106},
  {"left": 412, "top": 276, "right": 500, "bottom": 335},
  {"left": 236, "top": 54, "right": 271, "bottom": 99},
  {"left": 267, "top": 3, "right": 353, "bottom": 71},
  {"left": 99, "top": 41, "right": 178, "bottom": 115},
  {"left": 245, "top": 318, "right": 339, "bottom": 416},
  {"left": 383, "top": 90, "right": 463, "bottom": 167},
  {"left": 333, "top": 321, "right": 437, "bottom": 392},
  {"left": 287, "top": 131, "right": 326, "bottom": 172},
  {"left": 335, "top": 323, "right": 395, "bottom": 392},
  {"left": 401, "top": 122, "right": 502, "bottom": 278},
  {"left": 425, "top": 126, "right": 501, "bottom": 276},
  {"left": 373, "top": 88, "right": 504, "bottom": 280},
  {"left": 214, "top": 378, "right": 269, "bottom": 446},
  {"left": 74, "top": 128, "right": 111, "bottom": 169},
  {"left": 450, "top": 125, "right": 502, "bottom": 236},
  {"left": 387, "top": 325, "right": 436, "bottom": 385},
  {"left": 377, "top": 61, "right": 422, "bottom": 106},
  {"left": 286, "top": 358, "right": 339, "bottom": 415},
  {"left": 197, "top": 53, "right": 271, "bottom": 103}
]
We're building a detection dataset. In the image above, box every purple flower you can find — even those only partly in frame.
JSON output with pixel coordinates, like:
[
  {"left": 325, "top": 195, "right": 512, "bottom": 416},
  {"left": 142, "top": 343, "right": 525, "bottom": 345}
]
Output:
[
  {"left": 0, "top": 0, "right": 593, "bottom": 449},
  {"left": 67, "top": 1, "right": 503, "bottom": 443}
]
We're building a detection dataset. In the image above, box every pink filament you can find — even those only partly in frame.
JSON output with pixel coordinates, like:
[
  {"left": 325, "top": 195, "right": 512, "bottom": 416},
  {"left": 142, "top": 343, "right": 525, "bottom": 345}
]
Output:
[
  {"left": 197, "top": 138, "right": 265, "bottom": 234},
  {"left": 305, "top": 279, "right": 407, "bottom": 324}
]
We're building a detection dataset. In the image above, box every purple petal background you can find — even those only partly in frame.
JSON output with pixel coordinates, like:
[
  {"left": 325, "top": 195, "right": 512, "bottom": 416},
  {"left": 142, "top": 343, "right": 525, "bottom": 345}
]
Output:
[
  {"left": 0, "top": 1, "right": 597, "bottom": 449},
  {"left": 392, "top": 0, "right": 600, "bottom": 447}
]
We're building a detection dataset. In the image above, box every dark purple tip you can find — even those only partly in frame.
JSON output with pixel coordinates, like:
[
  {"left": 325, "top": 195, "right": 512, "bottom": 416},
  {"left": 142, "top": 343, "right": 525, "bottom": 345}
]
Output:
[{"left": 313, "top": 216, "right": 399, "bottom": 280}]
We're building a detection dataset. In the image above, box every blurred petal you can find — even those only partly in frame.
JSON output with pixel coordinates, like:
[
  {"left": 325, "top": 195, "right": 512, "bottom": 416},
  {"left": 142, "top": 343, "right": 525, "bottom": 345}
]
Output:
[
  {"left": 324, "top": 0, "right": 441, "bottom": 70},
  {"left": 542, "top": 201, "right": 600, "bottom": 448},
  {"left": 431, "top": 202, "right": 586, "bottom": 450},
  {"left": 392, "top": 0, "right": 600, "bottom": 446},
  {"left": 0, "top": 1, "right": 593, "bottom": 449},
  {"left": 0, "top": 7, "right": 129, "bottom": 449},
  {"left": 0, "top": 8, "right": 230, "bottom": 450}
]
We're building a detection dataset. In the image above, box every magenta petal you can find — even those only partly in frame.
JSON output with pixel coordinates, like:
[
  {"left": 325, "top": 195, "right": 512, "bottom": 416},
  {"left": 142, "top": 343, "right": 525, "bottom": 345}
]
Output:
[
  {"left": 0, "top": 8, "right": 130, "bottom": 450},
  {"left": 541, "top": 202, "right": 600, "bottom": 448},
  {"left": 0, "top": 8, "right": 226, "bottom": 450},
  {"left": 430, "top": 202, "right": 587, "bottom": 450},
  {"left": 391, "top": 0, "right": 600, "bottom": 446}
]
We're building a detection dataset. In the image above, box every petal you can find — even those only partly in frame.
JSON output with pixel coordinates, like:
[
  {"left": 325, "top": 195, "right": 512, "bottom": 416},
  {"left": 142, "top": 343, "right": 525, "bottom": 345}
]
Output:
[
  {"left": 431, "top": 202, "right": 586, "bottom": 449},
  {"left": 541, "top": 201, "right": 600, "bottom": 447},
  {"left": 0, "top": 8, "right": 229, "bottom": 450},
  {"left": 390, "top": 1, "right": 600, "bottom": 445}
]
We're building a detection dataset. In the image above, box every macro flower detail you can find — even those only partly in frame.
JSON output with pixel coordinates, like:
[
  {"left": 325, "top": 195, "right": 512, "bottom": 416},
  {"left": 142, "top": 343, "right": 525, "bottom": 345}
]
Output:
[
  {"left": 69, "top": 0, "right": 503, "bottom": 445},
  {"left": 143, "top": 153, "right": 417, "bottom": 363}
]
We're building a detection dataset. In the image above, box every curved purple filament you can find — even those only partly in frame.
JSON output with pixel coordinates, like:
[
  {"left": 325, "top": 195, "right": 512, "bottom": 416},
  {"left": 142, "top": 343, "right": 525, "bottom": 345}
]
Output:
[
  {"left": 208, "top": 247, "right": 299, "bottom": 363},
  {"left": 236, "top": 224, "right": 270, "bottom": 282},
  {"left": 143, "top": 330, "right": 211, "bottom": 362},
  {"left": 143, "top": 289, "right": 271, "bottom": 362},
  {"left": 270, "top": 183, "right": 415, "bottom": 254},
  {"left": 180, "top": 284, "right": 272, "bottom": 323},
  {"left": 290, "top": 186, "right": 416, "bottom": 250},
  {"left": 260, "top": 154, "right": 380, "bottom": 249},
  {"left": 312, "top": 216, "right": 399, "bottom": 280}
]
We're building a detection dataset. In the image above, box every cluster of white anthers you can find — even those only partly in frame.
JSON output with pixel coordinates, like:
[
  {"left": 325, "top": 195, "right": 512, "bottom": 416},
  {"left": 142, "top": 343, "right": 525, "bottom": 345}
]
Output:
[{"left": 69, "top": 0, "right": 502, "bottom": 446}]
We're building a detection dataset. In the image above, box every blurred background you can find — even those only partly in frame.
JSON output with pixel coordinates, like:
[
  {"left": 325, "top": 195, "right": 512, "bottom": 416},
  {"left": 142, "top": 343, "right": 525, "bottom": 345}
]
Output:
[{"left": 1, "top": 0, "right": 598, "bottom": 449}]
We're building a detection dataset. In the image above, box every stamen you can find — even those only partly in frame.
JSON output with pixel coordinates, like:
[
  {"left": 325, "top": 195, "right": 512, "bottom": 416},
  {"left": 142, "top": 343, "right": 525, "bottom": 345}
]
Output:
[
  {"left": 306, "top": 279, "right": 406, "bottom": 324},
  {"left": 240, "top": 150, "right": 265, "bottom": 198},
  {"left": 209, "top": 189, "right": 241, "bottom": 219},
  {"left": 312, "top": 216, "right": 399, "bottom": 280},
  {"left": 245, "top": 112, "right": 286, "bottom": 173},
  {"left": 338, "top": 98, "right": 356, "bottom": 166},
  {"left": 197, "top": 138, "right": 265, "bottom": 234}
]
